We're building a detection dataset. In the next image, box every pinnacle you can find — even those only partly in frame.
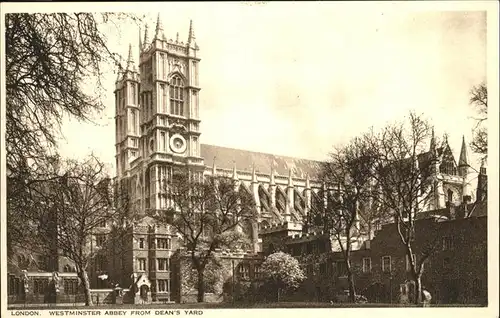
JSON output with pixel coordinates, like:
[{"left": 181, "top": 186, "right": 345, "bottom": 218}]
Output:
[{"left": 154, "top": 13, "right": 164, "bottom": 40}]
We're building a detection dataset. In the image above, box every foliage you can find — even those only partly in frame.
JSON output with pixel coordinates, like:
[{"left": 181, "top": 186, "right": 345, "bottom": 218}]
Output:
[
  {"left": 10, "top": 155, "right": 129, "bottom": 306},
  {"left": 469, "top": 83, "right": 487, "bottom": 159},
  {"left": 154, "top": 169, "right": 256, "bottom": 302},
  {"left": 5, "top": 12, "right": 142, "bottom": 253},
  {"left": 261, "top": 252, "right": 306, "bottom": 297},
  {"left": 180, "top": 258, "right": 232, "bottom": 296}
]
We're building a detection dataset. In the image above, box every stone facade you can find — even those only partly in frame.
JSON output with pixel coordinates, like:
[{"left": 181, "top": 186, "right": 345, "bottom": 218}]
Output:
[{"left": 7, "top": 15, "right": 486, "bottom": 306}]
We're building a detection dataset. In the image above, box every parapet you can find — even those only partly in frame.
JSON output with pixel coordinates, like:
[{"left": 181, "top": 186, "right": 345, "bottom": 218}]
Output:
[
  {"left": 176, "top": 247, "right": 262, "bottom": 259},
  {"left": 260, "top": 221, "right": 303, "bottom": 234}
]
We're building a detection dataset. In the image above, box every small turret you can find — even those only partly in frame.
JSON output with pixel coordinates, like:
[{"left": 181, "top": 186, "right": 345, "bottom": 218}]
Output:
[
  {"left": 252, "top": 164, "right": 258, "bottom": 183},
  {"left": 476, "top": 159, "right": 487, "bottom": 202},
  {"left": 187, "top": 20, "right": 196, "bottom": 47},
  {"left": 287, "top": 168, "right": 294, "bottom": 188},
  {"left": 143, "top": 23, "right": 150, "bottom": 51},
  {"left": 154, "top": 13, "right": 164, "bottom": 41},
  {"left": 126, "top": 44, "right": 134, "bottom": 71}
]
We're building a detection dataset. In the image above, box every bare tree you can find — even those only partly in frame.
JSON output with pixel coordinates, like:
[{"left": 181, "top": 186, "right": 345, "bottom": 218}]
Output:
[
  {"left": 321, "top": 132, "right": 380, "bottom": 302},
  {"left": 5, "top": 12, "right": 142, "bottom": 251},
  {"left": 469, "top": 83, "right": 488, "bottom": 159},
  {"left": 370, "top": 112, "right": 436, "bottom": 305},
  {"left": 22, "top": 155, "right": 129, "bottom": 306},
  {"left": 154, "top": 169, "right": 256, "bottom": 302}
]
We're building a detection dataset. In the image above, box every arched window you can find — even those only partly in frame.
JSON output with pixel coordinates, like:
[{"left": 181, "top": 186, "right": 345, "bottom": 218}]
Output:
[
  {"left": 447, "top": 189, "right": 453, "bottom": 203},
  {"left": 169, "top": 75, "right": 184, "bottom": 116}
]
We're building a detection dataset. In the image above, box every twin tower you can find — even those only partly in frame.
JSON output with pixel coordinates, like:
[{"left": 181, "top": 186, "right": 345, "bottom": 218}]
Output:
[{"left": 114, "top": 15, "right": 204, "bottom": 215}]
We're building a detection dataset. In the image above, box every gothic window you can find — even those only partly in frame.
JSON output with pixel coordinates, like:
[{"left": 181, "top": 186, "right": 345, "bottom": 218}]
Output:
[
  {"left": 440, "top": 160, "right": 457, "bottom": 176},
  {"left": 169, "top": 75, "right": 184, "bottom": 116}
]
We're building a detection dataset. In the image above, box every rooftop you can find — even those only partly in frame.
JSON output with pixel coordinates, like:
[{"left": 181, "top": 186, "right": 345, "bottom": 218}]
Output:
[{"left": 200, "top": 144, "right": 324, "bottom": 179}]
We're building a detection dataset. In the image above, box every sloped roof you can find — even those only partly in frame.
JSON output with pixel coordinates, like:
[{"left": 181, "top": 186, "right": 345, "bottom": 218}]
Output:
[{"left": 200, "top": 144, "right": 324, "bottom": 179}]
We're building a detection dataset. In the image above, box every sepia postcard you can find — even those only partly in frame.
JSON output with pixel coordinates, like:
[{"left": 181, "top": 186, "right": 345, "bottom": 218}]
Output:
[{"left": 1, "top": 2, "right": 498, "bottom": 318}]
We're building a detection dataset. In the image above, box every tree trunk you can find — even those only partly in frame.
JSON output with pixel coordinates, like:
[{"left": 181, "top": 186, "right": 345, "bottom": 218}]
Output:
[
  {"left": 347, "top": 268, "right": 356, "bottom": 302},
  {"left": 277, "top": 287, "right": 280, "bottom": 302},
  {"left": 78, "top": 270, "right": 93, "bottom": 306},
  {"left": 345, "top": 248, "right": 356, "bottom": 302},
  {"left": 414, "top": 274, "right": 422, "bottom": 305},
  {"left": 196, "top": 268, "right": 205, "bottom": 303}
]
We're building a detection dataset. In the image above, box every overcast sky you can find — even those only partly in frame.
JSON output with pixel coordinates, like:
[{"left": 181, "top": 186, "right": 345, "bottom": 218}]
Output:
[{"left": 47, "top": 2, "right": 488, "bottom": 173}]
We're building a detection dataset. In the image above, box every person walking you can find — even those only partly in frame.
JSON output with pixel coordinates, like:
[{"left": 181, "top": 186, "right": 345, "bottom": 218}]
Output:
[{"left": 422, "top": 287, "right": 432, "bottom": 307}]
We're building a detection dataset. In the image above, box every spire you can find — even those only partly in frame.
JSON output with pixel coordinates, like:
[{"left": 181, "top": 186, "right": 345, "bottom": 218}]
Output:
[
  {"left": 176, "top": 32, "right": 179, "bottom": 43},
  {"left": 187, "top": 19, "right": 196, "bottom": 47},
  {"left": 288, "top": 168, "right": 294, "bottom": 187},
  {"left": 143, "top": 23, "right": 150, "bottom": 50},
  {"left": 252, "top": 164, "right": 257, "bottom": 183},
  {"left": 458, "top": 135, "right": 469, "bottom": 167},
  {"left": 154, "top": 13, "right": 164, "bottom": 40},
  {"left": 429, "top": 127, "right": 436, "bottom": 151},
  {"left": 232, "top": 161, "right": 238, "bottom": 180},
  {"left": 305, "top": 173, "right": 310, "bottom": 189},
  {"left": 126, "top": 44, "right": 134, "bottom": 71}
]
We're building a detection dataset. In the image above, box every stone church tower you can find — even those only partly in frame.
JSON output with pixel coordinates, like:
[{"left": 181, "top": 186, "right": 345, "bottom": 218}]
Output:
[
  {"left": 115, "top": 16, "right": 204, "bottom": 217},
  {"left": 114, "top": 16, "right": 326, "bottom": 254}
]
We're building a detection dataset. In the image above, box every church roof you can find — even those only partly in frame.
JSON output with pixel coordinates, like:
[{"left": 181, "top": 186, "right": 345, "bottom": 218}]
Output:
[{"left": 200, "top": 144, "right": 324, "bottom": 179}]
